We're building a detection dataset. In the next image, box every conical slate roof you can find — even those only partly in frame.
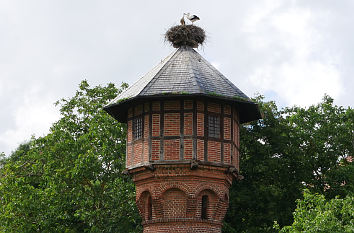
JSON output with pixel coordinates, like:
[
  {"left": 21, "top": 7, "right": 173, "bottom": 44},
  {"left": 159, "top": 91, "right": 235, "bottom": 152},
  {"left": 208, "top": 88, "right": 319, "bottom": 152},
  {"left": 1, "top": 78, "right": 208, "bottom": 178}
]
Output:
[{"left": 104, "top": 46, "right": 261, "bottom": 123}]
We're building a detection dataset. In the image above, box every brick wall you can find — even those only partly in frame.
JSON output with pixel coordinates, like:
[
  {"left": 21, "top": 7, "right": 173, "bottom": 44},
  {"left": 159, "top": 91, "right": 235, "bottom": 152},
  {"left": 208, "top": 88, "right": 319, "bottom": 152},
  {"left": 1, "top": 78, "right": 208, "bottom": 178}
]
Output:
[
  {"left": 184, "top": 113, "right": 193, "bottom": 135},
  {"left": 124, "top": 98, "right": 242, "bottom": 232},
  {"left": 151, "top": 140, "right": 160, "bottom": 161},
  {"left": 144, "top": 223, "right": 221, "bottom": 233},
  {"left": 126, "top": 98, "right": 240, "bottom": 169},
  {"left": 152, "top": 114, "right": 160, "bottom": 137},
  {"left": 162, "top": 188, "right": 187, "bottom": 218},
  {"left": 133, "top": 164, "right": 231, "bottom": 233},
  {"left": 164, "top": 139, "right": 180, "bottom": 160},
  {"left": 207, "top": 141, "right": 221, "bottom": 163},
  {"left": 184, "top": 139, "right": 193, "bottom": 160},
  {"left": 164, "top": 113, "right": 180, "bottom": 136},
  {"left": 197, "top": 113, "right": 204, "bottom": 137}
]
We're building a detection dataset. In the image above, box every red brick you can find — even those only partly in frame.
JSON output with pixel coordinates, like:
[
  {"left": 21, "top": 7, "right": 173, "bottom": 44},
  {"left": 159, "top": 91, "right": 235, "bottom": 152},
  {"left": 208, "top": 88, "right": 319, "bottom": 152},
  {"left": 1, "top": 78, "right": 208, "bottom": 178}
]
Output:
[
  {"left": 164, "top": 100, "right": 180, "bottom": 110},
  {"left": 133, "top": 142, "right": 143, "bottom": 165},
  {"left": 184, "top": 139, "right": 193, "bottom": 160},
  {"left": 207, "top": 141, "right": 221, "bottom": 162},
  {"left": 164, "top": 113, "right": 180, "bottom": 136},
  {"left": 207, "top": 102, "right": 221, "bottom": 113},
  {"left": 184, "top": 113, "right": 193, "bottom": 135},
  {"left": 152, "top": 101, "right": 160, "bottom": 111},
  {"left": 224, "top": 143, "right": 231, "bottom": 164},
  {"left": 197, "top": 139, "right": 204, "bottom": 161},
  {"left": 197, "top": 113, "right": 204, "bottom": 137},
  {"left": 127, "top": 120, "right": 132, "bottom": 143},
  {"left": 162, "top": 188, "right": 186, "bottom": 218},
  {"left": 224, "top": 104, "right": 231, "bottom": 115},
  {"left": 197, "top": 101, "right": 204, "bottom": 111},
  {"left": 152, "top": 114, "right": 160, "bottom": 137},
  {"left": 126, "top": 145, "right": 132, "bottom": 167},
  {"left": 144, "top": 115, "right": 149, "bottom": 139},
  {"left": 164, "top": 139, "right": 180, "bottom": 160},
  {"left": 184, "top": 100, "right": 193, "bottom": 109},
  {"left": 224, "top": 117, "right": 231, "bottom": 140},
  {"left": 143, "top": 141, "right": 149, "bottom": 163},
  {"left": 151, "top": 140, "right": 160, "bottom": 161},
  {"left": 125, "top": 99, "right": 242, "bottom": 233},
  {"left": 132, "top": 164, "right": 231, "bottom": 233}
]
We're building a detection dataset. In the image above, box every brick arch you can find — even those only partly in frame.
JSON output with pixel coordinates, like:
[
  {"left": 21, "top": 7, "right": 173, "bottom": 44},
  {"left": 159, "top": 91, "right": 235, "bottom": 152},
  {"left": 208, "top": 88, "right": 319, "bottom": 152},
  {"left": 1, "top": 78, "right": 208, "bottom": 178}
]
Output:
[
  {"left": 196, "top": 189, "right": 218, "bottom": 220},
  {"left": 194, "top": 183, "right": 226, "bottom": 200},
  {"left": 136, "top": 190, "right": 152, "bottom": 221},
  {"left": 161, "top": 187, "right": 187, "bottom": 219},
  {"left": 136, "top": 187, "right": 153, "bottom": 202},
  {"left": 154, "top": 181, "right": 192, "bottom": 197}
]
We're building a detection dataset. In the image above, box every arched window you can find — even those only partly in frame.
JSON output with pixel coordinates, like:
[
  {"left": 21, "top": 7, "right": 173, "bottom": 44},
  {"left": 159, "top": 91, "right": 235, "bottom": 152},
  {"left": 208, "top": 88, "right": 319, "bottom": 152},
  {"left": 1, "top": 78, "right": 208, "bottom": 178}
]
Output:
[
  {"left": 224, "top": 193, "right": 229, "bottom": 202},
  {"left": 147, "top": 195, "right": 152, "bottom": 220},
  {"left": 201, "top": 195, "right": 209, "bottom": 220}
]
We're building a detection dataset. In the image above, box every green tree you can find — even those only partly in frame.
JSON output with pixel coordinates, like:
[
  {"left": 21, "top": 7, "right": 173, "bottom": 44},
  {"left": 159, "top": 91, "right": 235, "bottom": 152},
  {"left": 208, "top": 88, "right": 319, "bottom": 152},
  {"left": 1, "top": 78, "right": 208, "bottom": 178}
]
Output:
[
  {"left": 224, "top": 96, "right": 353, "bottom": 233},
  {"left": 1, "top": 82, "right": 352, "bottom": 233},
  {"left": 276, "top": 190, "right": 354, "bottom": 233},
  {"left": 0, "top": 81, "right": 141, "bottom": 233}
]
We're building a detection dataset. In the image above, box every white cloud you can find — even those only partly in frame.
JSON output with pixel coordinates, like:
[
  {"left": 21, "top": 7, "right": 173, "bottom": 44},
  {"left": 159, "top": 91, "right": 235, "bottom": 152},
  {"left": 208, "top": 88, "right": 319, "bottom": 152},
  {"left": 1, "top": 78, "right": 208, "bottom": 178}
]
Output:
[
  {"left": 242, "top": 1, "right": 342, "bottom": 106},
  {"left": 0, "top": 86, "right": 60, "bottom": 155},
  {"left": 249, "top": 61, "right": 341, "bottom": 106}
]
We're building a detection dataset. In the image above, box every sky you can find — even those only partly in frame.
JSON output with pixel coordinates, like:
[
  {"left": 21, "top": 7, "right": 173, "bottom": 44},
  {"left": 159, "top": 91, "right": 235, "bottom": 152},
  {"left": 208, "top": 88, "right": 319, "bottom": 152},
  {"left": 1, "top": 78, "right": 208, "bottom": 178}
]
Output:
[{"left": 1, "top": 0, "right": 353, "bottom": 155}]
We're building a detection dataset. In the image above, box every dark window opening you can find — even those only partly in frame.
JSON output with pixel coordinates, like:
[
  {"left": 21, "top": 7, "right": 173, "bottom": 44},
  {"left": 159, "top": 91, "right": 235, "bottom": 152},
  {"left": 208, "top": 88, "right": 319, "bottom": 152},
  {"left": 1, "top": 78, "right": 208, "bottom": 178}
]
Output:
[
  {"left": 147, "top": 195, "right": 152, "bottom": 220},
  {"left": 201, "top": 195, "right": 209, "bottom": 220},
  {"left": 208, "top": 115, "right": 220, "bottom": 138},
  {"left": 133, "top": 116, "right": 143, "bottom": 140},
  {"left": 224, "top": 193, "right": 229, "bottom": 202}
]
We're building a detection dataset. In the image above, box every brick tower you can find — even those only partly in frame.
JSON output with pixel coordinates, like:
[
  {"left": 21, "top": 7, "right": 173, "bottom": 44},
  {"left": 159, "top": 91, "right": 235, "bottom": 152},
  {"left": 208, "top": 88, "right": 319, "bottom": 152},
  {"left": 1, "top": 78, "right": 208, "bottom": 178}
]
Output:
[{"left": 104, "top": 23, "right": 261, "bottom": 233}]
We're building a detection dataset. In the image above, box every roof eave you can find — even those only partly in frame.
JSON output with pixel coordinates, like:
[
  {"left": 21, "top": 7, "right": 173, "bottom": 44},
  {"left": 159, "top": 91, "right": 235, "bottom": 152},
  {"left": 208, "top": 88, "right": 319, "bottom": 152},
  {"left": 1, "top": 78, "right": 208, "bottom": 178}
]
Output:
[{"left": 103, "top": 93, "right": 262, "bottom": 124}]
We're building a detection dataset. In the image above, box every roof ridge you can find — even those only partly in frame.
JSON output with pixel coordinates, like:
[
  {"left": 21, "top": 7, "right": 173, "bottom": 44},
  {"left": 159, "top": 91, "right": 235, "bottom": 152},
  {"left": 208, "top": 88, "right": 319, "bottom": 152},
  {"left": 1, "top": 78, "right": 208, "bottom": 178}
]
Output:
[
  {"left": 138, "top": 48, "right": 183, "bottom": 95},
  {"left": 107, "top": 48, "right": 179, "bottom": 104},
  {"left": 191, "top": 49, "right": 206, "bottom": 93},
  {"left": 186, "top": 48, "right": 205, "bottom": 93},
  {"left": 197, "top": 52, "right": 250, "bottom": 100}
]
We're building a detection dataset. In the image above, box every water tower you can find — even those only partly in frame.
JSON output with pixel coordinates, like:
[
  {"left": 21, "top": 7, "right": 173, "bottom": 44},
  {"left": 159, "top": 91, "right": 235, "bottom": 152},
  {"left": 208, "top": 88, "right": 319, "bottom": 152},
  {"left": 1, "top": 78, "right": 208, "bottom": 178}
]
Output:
[{"left": 104, "top": 20, "right": 261, "bottom": 233}]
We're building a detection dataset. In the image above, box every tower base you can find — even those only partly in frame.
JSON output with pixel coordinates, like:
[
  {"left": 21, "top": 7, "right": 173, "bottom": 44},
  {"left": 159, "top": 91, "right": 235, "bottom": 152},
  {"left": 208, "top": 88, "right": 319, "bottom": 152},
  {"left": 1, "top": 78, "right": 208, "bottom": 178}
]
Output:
[
  {"left": 144, "top": 220, "right": 222, "bottom": 233},
  {"left": 129, "top": 163, "right": 234, "bottom": 233}
]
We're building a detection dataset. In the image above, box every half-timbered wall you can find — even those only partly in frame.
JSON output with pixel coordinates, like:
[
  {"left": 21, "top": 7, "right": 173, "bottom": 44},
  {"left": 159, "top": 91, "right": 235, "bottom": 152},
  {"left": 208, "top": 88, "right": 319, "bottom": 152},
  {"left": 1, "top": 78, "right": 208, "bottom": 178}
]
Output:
[{"left": 126, "top": 98, "right": 240, "bottom": 169}]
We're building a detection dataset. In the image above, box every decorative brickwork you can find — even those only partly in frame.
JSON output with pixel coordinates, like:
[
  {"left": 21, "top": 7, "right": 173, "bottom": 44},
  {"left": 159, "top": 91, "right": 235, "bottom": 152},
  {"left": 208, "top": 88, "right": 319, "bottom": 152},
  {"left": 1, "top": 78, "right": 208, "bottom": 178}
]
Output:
[
  {"left": 124, "top": 98, "right": 242, "bottom": 232},
  {"left": 131, "top": 164, "right": 232, "bottom": 233}
]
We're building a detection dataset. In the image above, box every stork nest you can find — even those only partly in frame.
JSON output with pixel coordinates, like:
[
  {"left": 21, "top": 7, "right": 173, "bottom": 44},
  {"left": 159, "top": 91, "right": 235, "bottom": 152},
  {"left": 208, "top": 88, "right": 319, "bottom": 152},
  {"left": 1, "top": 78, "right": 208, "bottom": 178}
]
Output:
[{"left": 165, "top": 25, "right": 205, "bottom": 48}]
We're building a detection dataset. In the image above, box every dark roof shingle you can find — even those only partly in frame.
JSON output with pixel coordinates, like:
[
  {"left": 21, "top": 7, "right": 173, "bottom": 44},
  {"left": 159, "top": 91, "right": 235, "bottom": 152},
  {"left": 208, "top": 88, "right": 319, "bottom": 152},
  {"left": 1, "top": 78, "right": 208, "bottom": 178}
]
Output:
[{"left": 105, "top": 46, "right": 261, "bottom": 123}]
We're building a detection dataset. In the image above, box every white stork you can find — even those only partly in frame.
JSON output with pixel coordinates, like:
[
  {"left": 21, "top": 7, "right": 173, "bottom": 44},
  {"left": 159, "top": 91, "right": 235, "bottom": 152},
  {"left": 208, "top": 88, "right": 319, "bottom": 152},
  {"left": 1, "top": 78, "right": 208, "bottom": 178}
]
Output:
[
  {"left": 180, "top": 14, "right": 186, "bottom": 25},
  {"left": 184, "top": 13, "right": 200, "bottom": 23}
]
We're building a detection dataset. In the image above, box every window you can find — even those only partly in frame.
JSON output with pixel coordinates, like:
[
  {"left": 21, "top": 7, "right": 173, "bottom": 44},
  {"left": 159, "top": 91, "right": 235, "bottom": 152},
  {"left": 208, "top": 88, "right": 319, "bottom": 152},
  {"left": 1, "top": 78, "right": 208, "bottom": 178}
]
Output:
[
  {"left": 147, "top": 195, "right": 152, "bottom": 220},
  {"left": 208, "top": 115, "right": 220, "bottom": 138},
  {"left": 133, "top": 116, "right": 143, "bottom": 140},
  {"left": 201, "top": 195, "right": 209, "bottom": 220}
]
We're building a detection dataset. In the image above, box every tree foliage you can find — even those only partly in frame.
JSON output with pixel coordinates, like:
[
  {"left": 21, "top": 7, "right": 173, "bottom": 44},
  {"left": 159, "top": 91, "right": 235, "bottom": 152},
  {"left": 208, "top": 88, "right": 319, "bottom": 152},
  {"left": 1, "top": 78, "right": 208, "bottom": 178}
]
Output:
[
  {"left": 0, "top": 81, "right": 141, "bottom": 233},
  {"left": 224, "top": 96, "right": 353, "bottom": 233},
  {"left": 0, "top": 81, "right": 352, "bottom": 233},
  {"left": 276, "top": 190, "right": 354, "bottom": 233}
]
